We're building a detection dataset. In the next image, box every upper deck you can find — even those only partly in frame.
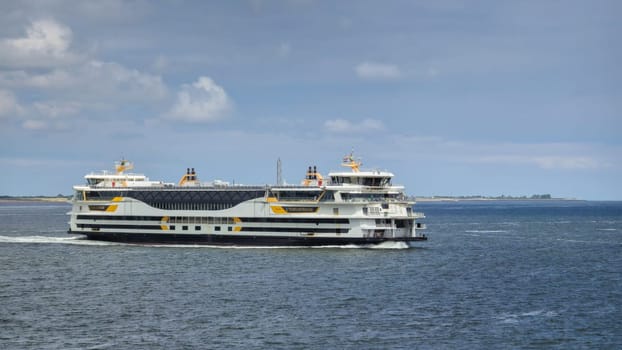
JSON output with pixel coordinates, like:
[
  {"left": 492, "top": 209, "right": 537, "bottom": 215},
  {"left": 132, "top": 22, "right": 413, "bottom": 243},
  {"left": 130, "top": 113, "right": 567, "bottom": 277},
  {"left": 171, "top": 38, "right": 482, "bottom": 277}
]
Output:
[{"left": 74, "top": 153, "right": 408, "bottom": 198}]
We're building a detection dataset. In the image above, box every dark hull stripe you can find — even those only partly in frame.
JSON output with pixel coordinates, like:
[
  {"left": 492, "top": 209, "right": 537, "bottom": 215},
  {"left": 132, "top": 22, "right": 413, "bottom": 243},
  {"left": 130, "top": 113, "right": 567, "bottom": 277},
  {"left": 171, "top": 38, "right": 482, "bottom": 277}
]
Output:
[
  {"left": 77, "top": 224, "right": 162, "bottom": 230},
  {"left": 238, "top": 217, "right": 349, "bottom": 224},
  {"left": 76, "top": 215, "right": 350, "bottom": 225},
  {"left": 240, "top": 227, "right": 349, "bottom": 234},
  {"left": 75, "top": 224, "right": 348, "bottom": 234},
  {"left": 69, "top": 231, "right": 427, "bottom": 246},
  {"left": 77, "top": 215, "right": 163, "bottom": 221}
]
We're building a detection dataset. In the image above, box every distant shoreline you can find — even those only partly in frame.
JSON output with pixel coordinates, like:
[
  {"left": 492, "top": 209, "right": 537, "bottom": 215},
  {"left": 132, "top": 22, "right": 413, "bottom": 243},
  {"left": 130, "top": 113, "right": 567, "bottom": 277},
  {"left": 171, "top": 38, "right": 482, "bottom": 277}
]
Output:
[
  {"left": 0, "top": 196, "right": 70, "bottom": 203},
  {"left": 414, "top": 197, "right": 579, "bottom": 202}
]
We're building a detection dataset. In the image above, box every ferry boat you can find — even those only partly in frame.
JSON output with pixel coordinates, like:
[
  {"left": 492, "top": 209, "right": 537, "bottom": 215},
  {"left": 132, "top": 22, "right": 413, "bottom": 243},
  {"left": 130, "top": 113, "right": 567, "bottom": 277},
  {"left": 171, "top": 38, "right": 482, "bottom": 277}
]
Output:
[{"left": 67, "top": 154, "right": 427, "bottom": 246}]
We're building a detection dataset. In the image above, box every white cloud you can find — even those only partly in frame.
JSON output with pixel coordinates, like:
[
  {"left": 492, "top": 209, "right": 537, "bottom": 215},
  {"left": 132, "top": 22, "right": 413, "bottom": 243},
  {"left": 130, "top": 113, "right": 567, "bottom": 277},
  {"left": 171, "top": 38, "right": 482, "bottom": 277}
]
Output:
[
  {"left": 0, "top": 89, "right": 22, "bottom": 117},
  {"left": 0, "top": 19, "right": 168, "bottom": 131},
  {"left": 391, "top": 135, "right": 613, "bottom": 171},
  {"left": 324, "top": 118, "right": 384, "bottom": 133},
  {"left": 534, "top": 156, "right": 602, "bottom": 170},
  {"left": 0, "top": 19, "right": 81, "bottom": 68},
  {"left": 0, "top": 62, "right": 167, "bottom": 101},
  {"left": 0, "top": 20, "right": 172, "bottom": 133},
  {"left": 355, "top": 62, "right": 401, "bottom": 80},
  {"left": 0, "top": 90, "right": 79, "bottom": 130},
  {"left": 18, "top": 101, "right": 79, "bottom": 131},
  {"left": 22, "top": 119, "right": 48, "bottom": 130},
  {"left": 0, "top": 69, "right": 73, "bottom": 89},
  {"left": 167, "top": 76, "right": 232, "bottom": 123},
  {"left": 83, "top": 60, "right": 168, "bottom": 101},
  {"left": 468, "top": 155, "right": 605, "bottom": 170},
  {"left": 33, "top": 101, "right": 81, "bottom": 118},
  {"left": 458, "top": 142, "right": 611, "bottom": 170}
]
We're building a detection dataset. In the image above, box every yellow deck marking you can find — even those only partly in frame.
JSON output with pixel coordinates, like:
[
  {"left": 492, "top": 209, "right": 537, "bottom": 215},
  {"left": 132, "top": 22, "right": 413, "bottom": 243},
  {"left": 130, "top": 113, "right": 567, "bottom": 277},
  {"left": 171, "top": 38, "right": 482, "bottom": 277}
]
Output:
[{"left": 270, "top": 206, "right": 287, "bottom": 214}]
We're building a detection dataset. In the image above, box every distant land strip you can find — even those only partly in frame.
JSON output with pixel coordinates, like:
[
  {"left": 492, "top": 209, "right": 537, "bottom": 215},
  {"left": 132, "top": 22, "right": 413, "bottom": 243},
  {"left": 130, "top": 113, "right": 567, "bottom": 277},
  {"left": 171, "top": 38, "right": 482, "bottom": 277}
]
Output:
[
  {"left": 413, "top": 194, "right": 579, "bottom": 202},
  {"left": 0, "top": 195, "right": 71, "bottom": 203}
]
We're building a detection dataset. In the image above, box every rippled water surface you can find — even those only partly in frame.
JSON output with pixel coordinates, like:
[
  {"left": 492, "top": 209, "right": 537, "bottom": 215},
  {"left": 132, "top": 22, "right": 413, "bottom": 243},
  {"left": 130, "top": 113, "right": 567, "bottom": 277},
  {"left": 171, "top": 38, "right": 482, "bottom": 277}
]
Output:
[{"left": 1, "top": 201, "right": 621, "bottom": 349}]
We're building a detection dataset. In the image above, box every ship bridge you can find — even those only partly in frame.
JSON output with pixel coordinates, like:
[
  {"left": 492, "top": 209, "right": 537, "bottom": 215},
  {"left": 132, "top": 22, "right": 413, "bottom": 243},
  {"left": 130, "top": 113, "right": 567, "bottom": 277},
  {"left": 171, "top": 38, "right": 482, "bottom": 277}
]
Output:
[{"left": 328, "top": 170, "right": 394, "bottom": 187}]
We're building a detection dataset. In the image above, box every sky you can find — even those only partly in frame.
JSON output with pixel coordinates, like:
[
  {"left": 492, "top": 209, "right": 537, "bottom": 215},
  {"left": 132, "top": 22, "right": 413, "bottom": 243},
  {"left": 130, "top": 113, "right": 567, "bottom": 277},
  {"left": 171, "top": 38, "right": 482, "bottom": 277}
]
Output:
[{"left": 0, "top": 0, "right": 620, "bottom": 199}]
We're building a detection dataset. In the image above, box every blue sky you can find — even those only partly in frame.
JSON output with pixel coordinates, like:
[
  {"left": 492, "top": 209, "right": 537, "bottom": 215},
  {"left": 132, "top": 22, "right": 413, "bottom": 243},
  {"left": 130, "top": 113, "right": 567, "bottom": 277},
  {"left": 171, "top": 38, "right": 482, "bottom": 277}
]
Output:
[{"left": 0, "top": 0, "right": 620, "bottom": 199}]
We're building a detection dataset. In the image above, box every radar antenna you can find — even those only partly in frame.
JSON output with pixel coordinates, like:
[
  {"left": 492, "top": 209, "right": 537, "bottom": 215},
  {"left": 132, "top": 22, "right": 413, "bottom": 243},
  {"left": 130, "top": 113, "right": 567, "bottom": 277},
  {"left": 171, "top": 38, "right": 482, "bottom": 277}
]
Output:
[{"left": 341, "top": 150, "right": 362, "bottom": 172}]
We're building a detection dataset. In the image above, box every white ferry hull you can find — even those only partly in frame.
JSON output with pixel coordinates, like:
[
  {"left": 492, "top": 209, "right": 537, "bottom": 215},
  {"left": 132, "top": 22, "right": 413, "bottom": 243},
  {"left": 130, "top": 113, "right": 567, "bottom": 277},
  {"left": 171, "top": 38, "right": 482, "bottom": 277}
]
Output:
[
  {"left": 67, "top": 157, "right": 427, "bottom": 246},
  {"left": 68, "top": 194, "right": 426, "bottom": 246},
  {"left": 68, "top": 231, "right": 427, "bottom": 246}
]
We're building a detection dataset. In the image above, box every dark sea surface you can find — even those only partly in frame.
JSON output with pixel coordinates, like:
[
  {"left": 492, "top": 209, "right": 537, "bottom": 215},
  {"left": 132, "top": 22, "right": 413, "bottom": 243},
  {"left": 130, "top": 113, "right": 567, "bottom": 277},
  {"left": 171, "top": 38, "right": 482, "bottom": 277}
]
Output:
[{"left": 1, "top": 200, "right": 621, "bottom": 349}]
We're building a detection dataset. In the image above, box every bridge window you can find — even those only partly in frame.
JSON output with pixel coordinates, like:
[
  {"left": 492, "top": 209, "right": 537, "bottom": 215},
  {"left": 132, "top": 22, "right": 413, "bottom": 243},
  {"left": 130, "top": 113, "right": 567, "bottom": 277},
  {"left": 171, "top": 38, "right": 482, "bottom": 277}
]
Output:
[
  {"left": 274, "top": 190, "right": 323, "bottom": 201},
  {"left": 321, "top": 191, "right": 334, "bottom": 201}
]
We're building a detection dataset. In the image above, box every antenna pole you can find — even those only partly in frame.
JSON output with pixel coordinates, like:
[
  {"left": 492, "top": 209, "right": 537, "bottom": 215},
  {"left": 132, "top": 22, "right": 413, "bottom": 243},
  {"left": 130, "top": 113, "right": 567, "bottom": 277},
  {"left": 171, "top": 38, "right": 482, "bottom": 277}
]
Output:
[{"left": 277, "top": 158, "right": 283, "bottom": 185}]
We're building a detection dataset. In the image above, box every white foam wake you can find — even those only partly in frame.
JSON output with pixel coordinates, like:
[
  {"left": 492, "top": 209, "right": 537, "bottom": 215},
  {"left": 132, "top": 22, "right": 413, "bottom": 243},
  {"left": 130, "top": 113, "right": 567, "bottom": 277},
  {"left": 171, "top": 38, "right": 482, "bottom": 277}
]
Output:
[
  {"left": 497, "top": 309, "right": 558, "bottom": 324},
  {"left": 0, "top": 235, "right": 122, "bottom": 246},
  {"left": 369, "top": 241, "right": 411, "bottom": 249},
  {"left": 555, "top": 238, "right": 622, "bottom": 245},
  {"left": 0, "top": 235, "right": 413, "bottom": 249}
]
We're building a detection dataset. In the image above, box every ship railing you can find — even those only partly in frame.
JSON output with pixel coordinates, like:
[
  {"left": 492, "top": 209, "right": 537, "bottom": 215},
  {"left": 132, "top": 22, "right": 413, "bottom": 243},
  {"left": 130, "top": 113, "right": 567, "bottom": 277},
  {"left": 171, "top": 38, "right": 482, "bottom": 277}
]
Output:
[
  {"left": 361, "top": 224, "right": 394, "bottom": 230},
  {"left": 341, "top": 198, "right": 407, "bottom": 203},
  {"left": 90, "top": 184, "right": 269, "bottom": 191},
  {"left": 343, "top": 198, "right": 374, "bottom": 203}
]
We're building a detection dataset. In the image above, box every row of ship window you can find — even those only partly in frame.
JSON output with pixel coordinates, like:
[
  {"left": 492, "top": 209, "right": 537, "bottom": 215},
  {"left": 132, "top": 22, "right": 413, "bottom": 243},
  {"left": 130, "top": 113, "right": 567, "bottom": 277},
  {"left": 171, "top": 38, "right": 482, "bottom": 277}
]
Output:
[
  {"left": 173, "top": 225, "right": 229, "bottom": 232},
  {"left": 168, "top": 216, "right": 235, "bottom": 224}
]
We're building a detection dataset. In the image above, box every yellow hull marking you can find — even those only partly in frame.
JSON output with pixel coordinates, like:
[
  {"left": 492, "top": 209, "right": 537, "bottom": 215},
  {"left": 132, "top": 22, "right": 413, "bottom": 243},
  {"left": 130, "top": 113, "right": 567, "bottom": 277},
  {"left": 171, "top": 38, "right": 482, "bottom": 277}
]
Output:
[
  {"left": 160, "top": 216, "right": 169, "bottom": 230},
  {"left": 105, "top": 205, "right": 118, "bottom": 212},
  {"left": 266, "top": 197, "right": 278, "bottom": 203},
  {"left": 234, "top": 226, "right": 241, "bottom": 232},
  {"left": 271, "top": 206, "right": 287, "bottom": 214},
  {"left": 112, "top": 197, "right": 123, "bottom": 202}
]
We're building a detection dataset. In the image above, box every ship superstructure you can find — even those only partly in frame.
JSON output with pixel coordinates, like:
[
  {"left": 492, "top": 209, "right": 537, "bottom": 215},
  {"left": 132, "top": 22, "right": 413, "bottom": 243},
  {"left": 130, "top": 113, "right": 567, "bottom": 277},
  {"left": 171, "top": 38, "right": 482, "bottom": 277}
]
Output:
[{"left": 67, "top": 154, "right": 426, "bottom": 246}]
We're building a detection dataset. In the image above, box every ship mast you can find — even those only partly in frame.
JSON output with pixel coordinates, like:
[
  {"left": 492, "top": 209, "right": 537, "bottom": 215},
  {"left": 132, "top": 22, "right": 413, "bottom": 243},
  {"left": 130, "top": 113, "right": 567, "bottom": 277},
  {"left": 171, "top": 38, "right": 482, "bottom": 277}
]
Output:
[
  {"left": 276, "top": 158, "right": 283, "bottom": 185},
  {"left": 341, "top": 151, "right": 361, "bottom": 172}
]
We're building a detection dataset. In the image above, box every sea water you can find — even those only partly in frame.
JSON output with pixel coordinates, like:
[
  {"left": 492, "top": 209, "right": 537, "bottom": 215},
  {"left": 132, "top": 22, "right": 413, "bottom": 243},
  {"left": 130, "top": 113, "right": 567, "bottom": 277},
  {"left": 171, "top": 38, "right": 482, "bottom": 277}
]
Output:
[{"left": 1, "top": 201, "right": 621, "bottom": 349}]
